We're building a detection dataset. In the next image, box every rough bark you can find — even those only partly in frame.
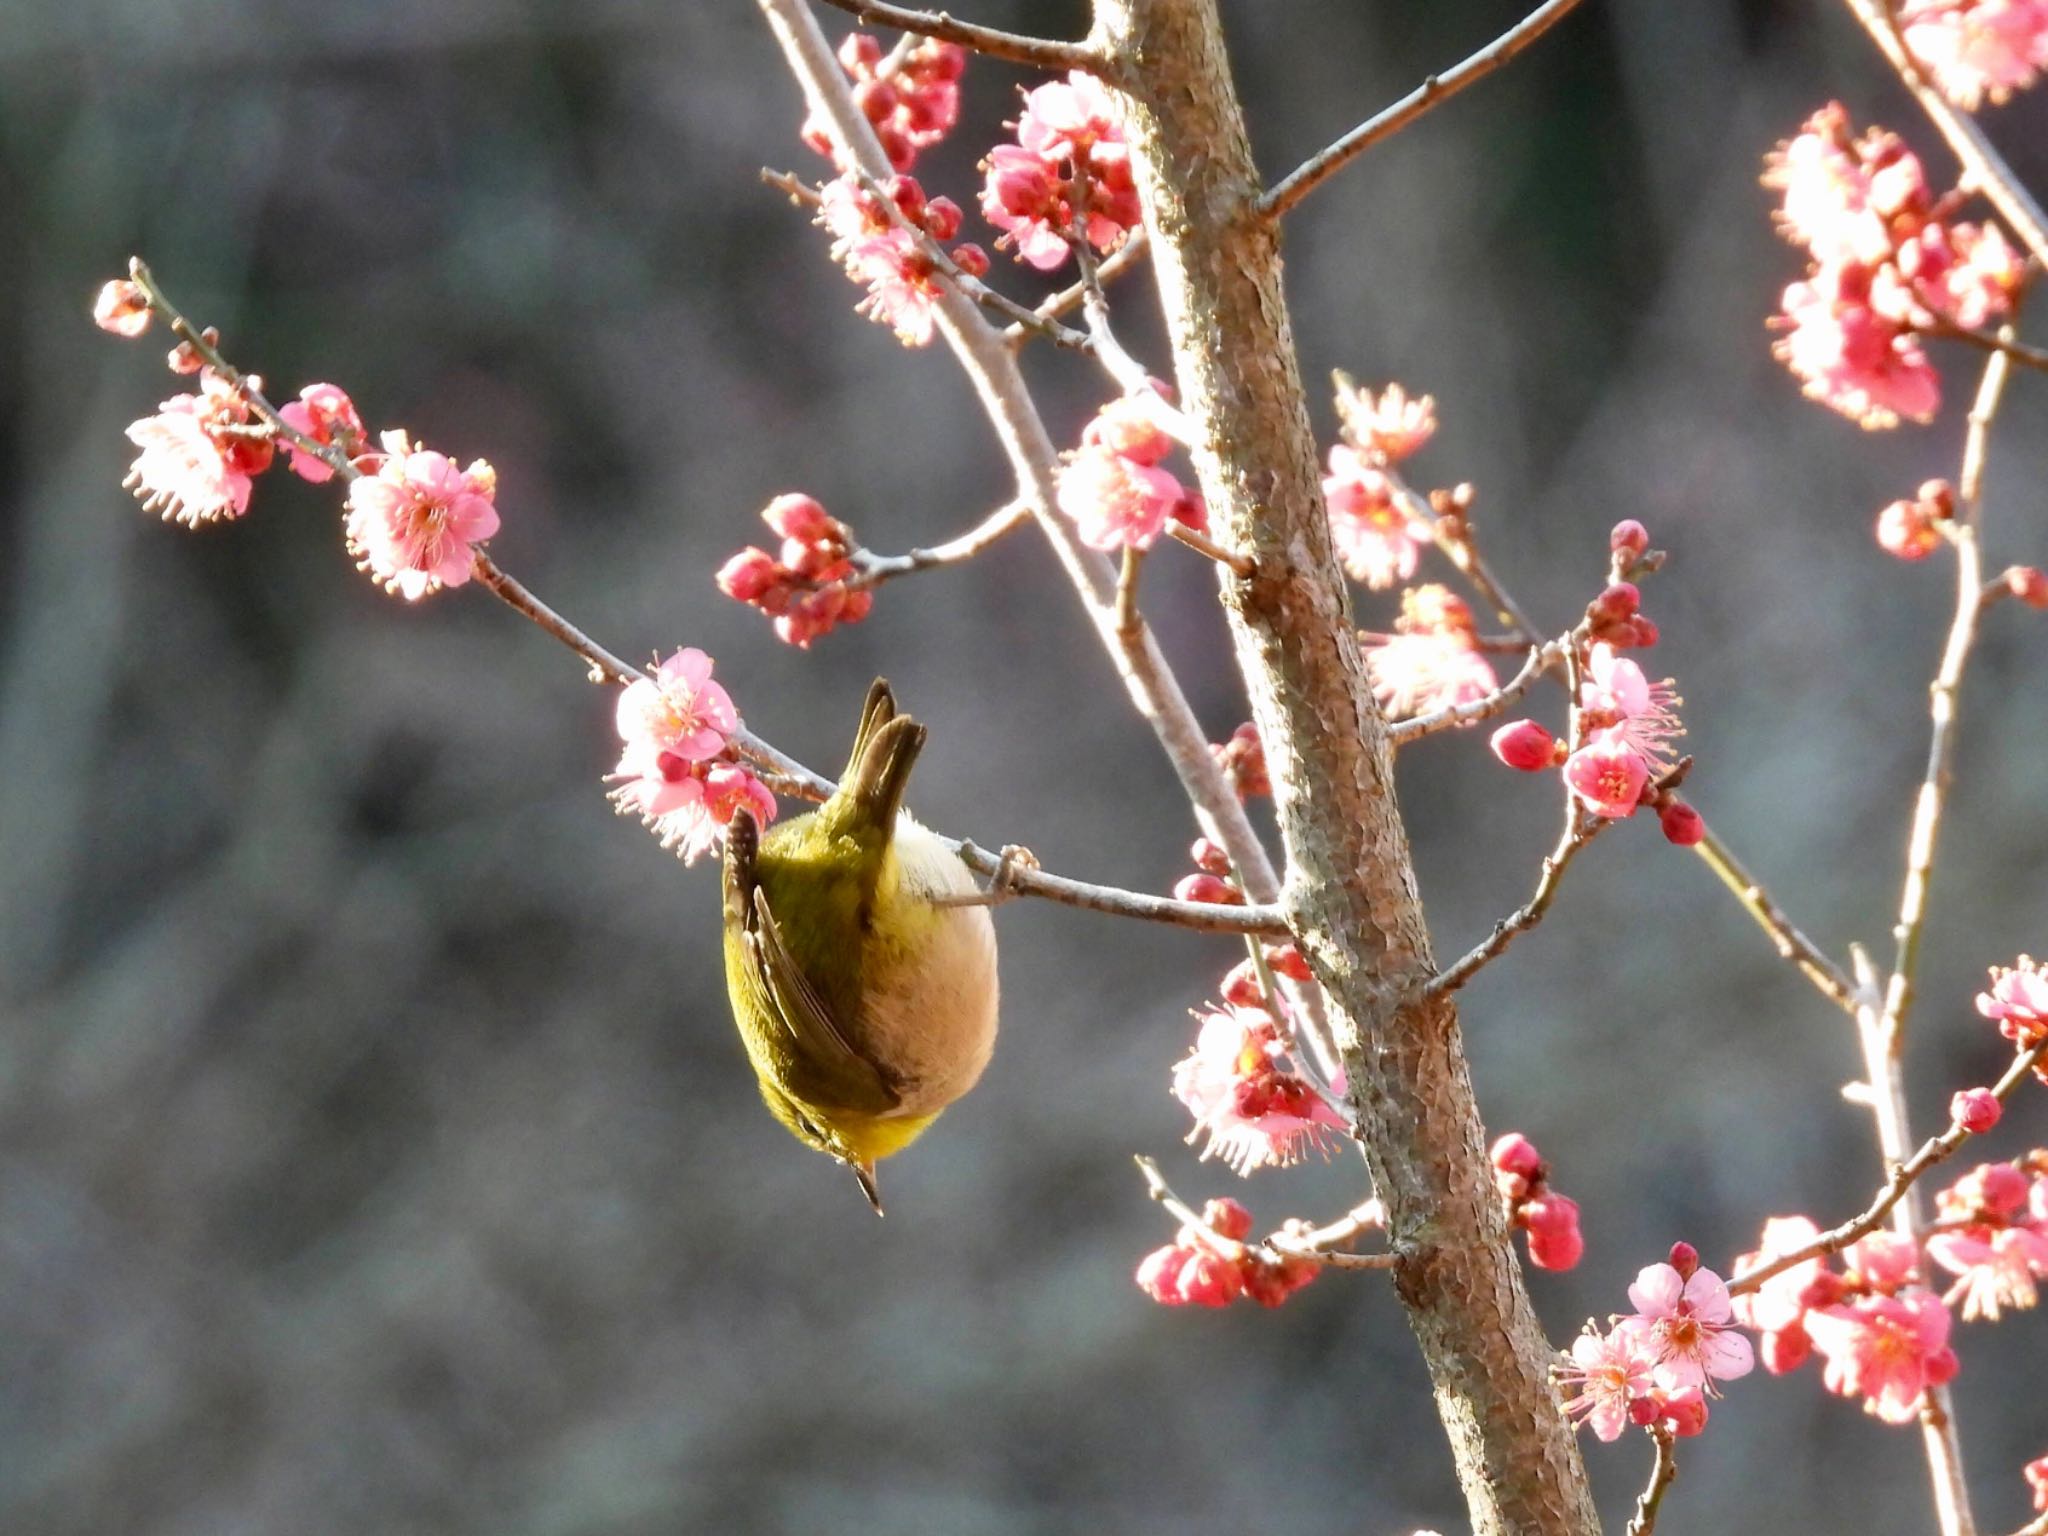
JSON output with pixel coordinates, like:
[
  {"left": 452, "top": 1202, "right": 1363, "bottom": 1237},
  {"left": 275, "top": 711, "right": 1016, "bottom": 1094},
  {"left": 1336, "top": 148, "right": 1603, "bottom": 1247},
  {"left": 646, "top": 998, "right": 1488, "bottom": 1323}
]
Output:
[{"left": 1089, "top": 4, "right": 1600, "bottom": 1532}]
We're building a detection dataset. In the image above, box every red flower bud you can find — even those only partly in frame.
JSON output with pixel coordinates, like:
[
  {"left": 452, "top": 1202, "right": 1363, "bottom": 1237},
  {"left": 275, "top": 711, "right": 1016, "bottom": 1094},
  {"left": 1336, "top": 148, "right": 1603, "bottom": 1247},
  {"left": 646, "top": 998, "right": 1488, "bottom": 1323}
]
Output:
[
  {"left": 1490, "top": 719, "right": 1557, "bottom": 772},
  {"left": 1950, "top": 1087, "right": 2002, "bottom": 1134},
  {"left": 1174, "top": 873, "right": 1243, "bottom": 906},
  {"left": 1668, "top": 1240, "right": 1700, "bottom": 1279},
  {"left": 1659, "top": 799, "right": 1705, "bottom": 847},
  {"left": 1609, "top": 519, "right": 1650, "bottom": 559},
  {"left": 1490, "top": 1132, "right": 1544, "bottom": 1180}
]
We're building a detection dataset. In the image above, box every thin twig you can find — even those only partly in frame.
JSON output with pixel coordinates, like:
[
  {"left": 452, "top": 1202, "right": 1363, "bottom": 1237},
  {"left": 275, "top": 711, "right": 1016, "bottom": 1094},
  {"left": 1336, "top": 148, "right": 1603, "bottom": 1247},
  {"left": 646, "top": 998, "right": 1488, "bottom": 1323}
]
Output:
[
  {"left": 1931, "top": 319, "right": 2048, "bottom": 374},
  {"left": 811, "top": 0, "right": 1102, "bottom": 73},
  {"left": 1115, "top": 545, "right": 1144, "bottom": 637},
  {"left": 1727, "top": 1037, "right": 2048, "bottom": 1296},
  {"left": 1423, "top": 761, "right": 1688, "bottom": 999},
  {"left": 1842, "top": 0, "right": 2048, "bottom": 268},
  {"left": 1626, "top": 1429, "right": 1679, "bottom": 1536},
  {"left": 845, "top": 498, "right": 1033, "bottom": 588},
  {"left": 1164, "top": 519, "right": 1254, "bottom": 575},
  {"left": 1689, "top": 818, "right": 1861, "bottom": 1014},
  {"left": 1879, "top": 342, "right": 2013, "bottom": 1047},
  {"left": 1004, "top": 229, "right": 1150, "bottom": 343},
  {"left": 760, "top": 166, "right": 823, "bottom": 207},
  {"left": 1259, "top": 0, "right": 1587, "bottom": 220},
  {"left": 954, "top": 844, "right": 1289, "bottom": 934},
  {"left": 1133, "top": 1157, "right": 1398, "bottom": 1271},
  {"left": 1388, "top": 640, "right": 1559, "bottom": 746}
]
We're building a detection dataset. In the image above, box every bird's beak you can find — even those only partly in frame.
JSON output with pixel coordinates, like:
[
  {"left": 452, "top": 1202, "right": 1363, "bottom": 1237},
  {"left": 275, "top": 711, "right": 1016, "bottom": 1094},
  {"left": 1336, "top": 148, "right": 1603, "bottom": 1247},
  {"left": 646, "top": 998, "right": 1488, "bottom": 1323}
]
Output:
[{"left": 852, "top": 1161, "right": 884, "bottom": 1216}]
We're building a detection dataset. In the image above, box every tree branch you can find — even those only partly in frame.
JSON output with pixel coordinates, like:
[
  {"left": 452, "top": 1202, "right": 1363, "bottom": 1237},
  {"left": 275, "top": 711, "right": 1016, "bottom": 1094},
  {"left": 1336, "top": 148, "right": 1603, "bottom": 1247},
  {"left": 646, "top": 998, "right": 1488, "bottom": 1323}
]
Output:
[
  {"left": 812, "top": 0, "right": 1102, "bottom": 73},
  {"left": 1689, "top": 817, "right": 1862, "bottom": 1014},
  {"left": 1004, "top": 229, "right": 1150, "bottom": 343},
  {"left": 1134, "top": 1156, "right": 1399, "bottom": 1271},
  {"left": 1625, "top": 1429, "right": 1679, "bottom": 1536},
  {"left": 1258, "top": 0, "right": 1587, "bottom": 221},
  {"left": 1841, "top": 0, "right": 2048, "bottom": 267},
  {"left": 1727, "top": 1036, "right": 2048, "bottom": 1297},
  {"left": 845, "top": 498, "right": 1033, "bottom": 588},
  {"left": 1096, "top": 3, "right": 1600, "bottom": 1529},
  {"left": 1389, "top": 639, "right": 1559, "bottom": 746}
]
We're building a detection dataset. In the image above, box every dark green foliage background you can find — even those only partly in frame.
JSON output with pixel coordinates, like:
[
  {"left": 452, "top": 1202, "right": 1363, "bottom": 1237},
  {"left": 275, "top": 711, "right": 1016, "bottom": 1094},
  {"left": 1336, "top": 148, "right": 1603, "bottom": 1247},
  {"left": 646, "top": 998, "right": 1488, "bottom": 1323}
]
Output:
[{"left": 1, "top": 2, "right": 2045, "bottom": 1531}]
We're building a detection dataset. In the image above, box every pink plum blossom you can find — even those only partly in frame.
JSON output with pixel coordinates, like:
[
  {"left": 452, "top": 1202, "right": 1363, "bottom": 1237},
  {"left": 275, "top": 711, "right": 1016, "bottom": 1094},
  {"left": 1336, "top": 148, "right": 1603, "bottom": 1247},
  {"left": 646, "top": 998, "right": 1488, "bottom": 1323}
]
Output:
[
  {"left": 1563, "top": 727, "right": 1651, "bottom": 819},
  {"left": 1731, "top": 1215, "right": 1826, "bottom": 1337},
  {"left": 1897, "top": 0, "right": 2048, "bottom": 108},
  {"left": 1322, "top": 444, "right": 1429, "bottom": 589},
  {"left": 1556, "top": 1319, "right": 1656, "bottom": 1441},
  {"left": 1171, "top": 1003, "right": 1346, "bottom": 1175},
  {"left": 1336, "top": 379, "right": 1437, "bottom": 464},
  {"left": 276, "top": 383, "right": 366, "bottom": 484},
  {"left": 613, "top": 647, "right": 740, "bottom": 785},
  {"left": 1580, "top": 642, "right": 1683, "bottom": 775},
  {"left": 1977, "top": 956, "right": 2048, "bottom": 1057},
  {"left": 1803, "top": 1291, "right": 1958, "bottom": 1422},
  {"left": 1926, "top": 1226, "right": 2048, "bottom": 1321},
  {"left": 1625, "top": 1261, "right": 1756, "bottom": 1391},
  {"left": 1773, "top": 265, "right": 1941, "bottom": 428},
  {"left": 1057, "top": 440, "right": 1185, "bottom": 551},
  {"left": 343, "top": 431, "right": 499, "bottom": 599},
  {"left": 123, "top": 371, "right": 273, "bottom": 526}
]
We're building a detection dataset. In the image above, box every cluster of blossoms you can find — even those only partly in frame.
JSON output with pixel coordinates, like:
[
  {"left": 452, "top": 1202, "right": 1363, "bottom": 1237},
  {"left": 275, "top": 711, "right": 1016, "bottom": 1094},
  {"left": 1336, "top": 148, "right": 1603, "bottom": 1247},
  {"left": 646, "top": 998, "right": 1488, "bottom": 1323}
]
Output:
[
  {"left": 1927, "top": 1156, "right": 2048, "bottom": 1321},
  {"left": 817, "top": 172, "right": 989, "bottom": 347},
  {"left": 803, "top": 32, "right": 964, "bottom": 172},
  {"left": 1210, "top": 722, "right": 1269, "bottom": 800},
  {"left": 1557, "top": 1245, "right": 1754, "bottom": 1442},
  {"left": 1171, "top": 946, "right": 1347, "bottom": 1176},
  {"left": 1491, "top": 1133, "right": 1584, "bottom": 1271},
  {"left": 102, "top": 291, "right": 503, "bottom": 605},
  {"left": 1979, "top": 956, "right": 2048, "bottom": 1078},
  {"left": 1055, "top": 395, "right": 1204, "bottom": 551},
  {"left": 718, "top": 493, "right": 875, "bottom": 647},
  {"left": 980, "top": 71, "right": 1141, "bottom": 271},
  {"left": 1896, "top": 0, "right": 2048, "bottom": 108},
  {"left": 1732, "top": 1218, "right": 1959, "bottom": 1421},
  {"left": 1493, "top": 639, "right": 1697, "bottom": 837},
  {"left": 608, "top": 648, "right": 776, "bottom": 863},
  {"left": 1134, "top": 1195, "right": 1320, "bottom": 1308},
  {"left": 1362, "top": 584, "right": 1498, "bottom": 720},
  {"left": 1764, "top": 103, "right": 2025, "bottom": 427},
  {"left": 1320, "top": 380, "right": 1437, "bottom": 590}
]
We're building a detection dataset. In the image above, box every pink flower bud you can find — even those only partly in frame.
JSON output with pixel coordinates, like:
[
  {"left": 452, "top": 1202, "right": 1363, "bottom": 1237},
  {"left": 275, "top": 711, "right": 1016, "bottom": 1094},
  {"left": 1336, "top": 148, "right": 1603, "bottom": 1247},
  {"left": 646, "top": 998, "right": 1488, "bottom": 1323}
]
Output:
[
  {"left": 1622, "top": 615, "right": 1660, "bottom": 649},
  {"left": 1925, "top": 1346, "right": 1959, "bottom": 1387},
  {"left": 93, "top": 278, "right": 152, "bottom": 337},
  {"left": 2006, "top": 566, "right": 2048, "bottom": 608},
  {"left": 1978, "top": 1161, "right": 2029, "bottom": 1215},
  {"left": 1950, "top": 1087, "right": 2002, "bottom": 1134},
  {"left": 1588, "top": 582, "right": 1640, "bottom": 624},
  {"left": 1219, "top": 960, "right": 1265, "bottom": 1008},
  {"left": 717, "top": 547, "right": 783, "bottom": 603},
  {"left": 1202, "top": 1197, "right": 1254, "bottom": 1242},
  {"left": 1174, "top": 872, "right": 1243, "bottom": 906},
  {"left": 853, "top": 77, "right": 899, "bottom": 123},
  {"left": 1176, "top": 1248, "right": 1245, "bottom": 1307},
  {"left": 1761, "top": 1323, "right": 1811, "bottom": 1375},
  {"left": 1668, "top": 1240, "right": 1699, "bottom": 1279},
  {"left": 838, "top": 31, "right": 883, "bottom": 72},
  {"left": 1523, "top": 1195, "right": 1584, "bottom": 1271},
  {"left": 1609, "top": 519, "right": 1650, "bottom": 559},
  {"left": 1876, "top": 498, "right": 1943, "bottom": 560},
  {"left": 1659, "top": 799, "right": 1705, "bottom": 847},
  {"left": 1190, "top": 837, "right": 1233, "bottom": 876},
  {"left": 166, "top": 338, "right": 205, "bottom": 374},
  {"left": 1263, "top": 943, "right": 1312, "bottom": 982},
  {"left": 876, "top": 126, "right": 915, "bottom": 172},
  {"left": 1490, "top": 1132, "right": 1544, "bottom": 1180},
  {"left": 921, "top": 195, "right": 962, "bottom": 241},
  {"left": 762, "top": 492, "right": 834, "bottom": 543},
  {"left": 1135, "top": 1244, "right": 1189, "bottom": 1304},
  {"left": 1656, "top": 1387, "right": 1710, "bottom": 1438},
  {"left": 950, "top": 242, "right": 991, "bottom": 277},
  {"left": 1490, "top": 719, "right": 1558, "bottom": 772},
  {"left": 1917, "top": 479, "right": 1955, "bottom": 520}
]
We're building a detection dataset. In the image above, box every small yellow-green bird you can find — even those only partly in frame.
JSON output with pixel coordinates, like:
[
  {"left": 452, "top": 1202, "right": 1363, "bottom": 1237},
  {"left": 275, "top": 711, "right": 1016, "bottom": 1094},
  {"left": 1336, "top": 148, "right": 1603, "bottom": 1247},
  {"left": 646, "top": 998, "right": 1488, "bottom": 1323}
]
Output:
[{"left": 722, "top": 680, "right": 999, "bottom": 1213}]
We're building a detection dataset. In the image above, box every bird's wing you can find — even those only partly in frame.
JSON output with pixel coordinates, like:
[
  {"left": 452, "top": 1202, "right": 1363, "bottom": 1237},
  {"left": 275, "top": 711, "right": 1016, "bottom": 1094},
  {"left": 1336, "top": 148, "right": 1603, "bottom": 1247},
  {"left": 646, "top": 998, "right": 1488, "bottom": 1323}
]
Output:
[{"left": 726, "top": 813, "right": 899, "bottom": 1116}]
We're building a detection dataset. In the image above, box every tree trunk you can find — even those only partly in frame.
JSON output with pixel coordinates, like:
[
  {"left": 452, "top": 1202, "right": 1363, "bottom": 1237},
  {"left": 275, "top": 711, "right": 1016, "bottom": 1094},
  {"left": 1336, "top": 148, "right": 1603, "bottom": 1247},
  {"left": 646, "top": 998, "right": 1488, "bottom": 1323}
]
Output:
[{"left": 1090, "top": 4, "right": 1600, "bottom": 1532}]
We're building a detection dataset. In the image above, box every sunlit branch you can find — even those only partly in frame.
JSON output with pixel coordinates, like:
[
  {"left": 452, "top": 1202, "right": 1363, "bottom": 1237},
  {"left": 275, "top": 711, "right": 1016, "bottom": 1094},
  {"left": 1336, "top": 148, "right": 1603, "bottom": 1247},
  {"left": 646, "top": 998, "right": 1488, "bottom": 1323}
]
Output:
[
  {"left": 1259, "top": 0, "right": 1587, "bottom": 221},
  {"left": 1727, "top": 1037, "right": 2048, "bottom": 1296},
  {"left": 845, "top": 498, "right": 1033, "bottom": 588},
  {"left": 1931, "top": 319, "right": 2048, "bottom": 374},
  {"left": 812, "top": 0, "right": 1101, "bottom": 73},
  {"left": 1005, "top": 229, "right": 1150, "bottom": 343},
  {"left": 1689, "top": 820, "right": 1862, "bottom": 1014},
  {"left": 1626, "top": 1429, "right": 1679, "bottom": 1536}
]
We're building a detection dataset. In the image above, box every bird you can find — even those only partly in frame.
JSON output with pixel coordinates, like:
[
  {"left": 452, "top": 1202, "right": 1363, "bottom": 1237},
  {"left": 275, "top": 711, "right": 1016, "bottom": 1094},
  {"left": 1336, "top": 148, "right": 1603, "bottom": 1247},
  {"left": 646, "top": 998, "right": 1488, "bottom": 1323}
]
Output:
[{"left": 722, "top": 680, "right": 999, "bottom": 1213}]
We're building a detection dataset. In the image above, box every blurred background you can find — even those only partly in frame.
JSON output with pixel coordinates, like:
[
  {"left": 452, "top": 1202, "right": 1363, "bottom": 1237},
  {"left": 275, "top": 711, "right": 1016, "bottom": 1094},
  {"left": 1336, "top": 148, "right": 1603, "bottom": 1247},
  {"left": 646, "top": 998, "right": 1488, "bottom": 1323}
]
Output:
[{"left": 3, "top": 1, "right": 2047, "bottom": 1531}]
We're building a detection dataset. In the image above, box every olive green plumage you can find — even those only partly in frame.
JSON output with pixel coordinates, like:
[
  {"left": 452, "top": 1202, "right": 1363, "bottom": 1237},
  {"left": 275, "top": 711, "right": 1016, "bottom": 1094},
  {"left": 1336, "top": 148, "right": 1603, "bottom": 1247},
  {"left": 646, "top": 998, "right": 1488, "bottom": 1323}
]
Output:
[{"left": 722, "top": 681, "right": 1000, "bottom": 1213}]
